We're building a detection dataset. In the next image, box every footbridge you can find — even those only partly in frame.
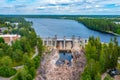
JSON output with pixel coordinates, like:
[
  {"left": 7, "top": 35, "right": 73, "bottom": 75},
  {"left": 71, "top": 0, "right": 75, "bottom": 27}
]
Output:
[{"left": 42, "top": 35, "right": 88, "bottom": 50}]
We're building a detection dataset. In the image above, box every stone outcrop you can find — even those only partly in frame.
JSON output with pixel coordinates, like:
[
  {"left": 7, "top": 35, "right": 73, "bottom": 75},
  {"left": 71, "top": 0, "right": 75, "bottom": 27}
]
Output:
[{"left": 35, "top": 48, "right": 86, "bottom": 80}]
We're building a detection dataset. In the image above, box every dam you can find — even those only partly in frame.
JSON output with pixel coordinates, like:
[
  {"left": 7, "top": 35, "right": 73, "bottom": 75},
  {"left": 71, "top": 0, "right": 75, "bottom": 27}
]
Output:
[
  {"left": 37, "top": 35, "right": 87, "bottom": 80},
  {"left": 42, "top": 35, "right": 88, "bottom": 50}
]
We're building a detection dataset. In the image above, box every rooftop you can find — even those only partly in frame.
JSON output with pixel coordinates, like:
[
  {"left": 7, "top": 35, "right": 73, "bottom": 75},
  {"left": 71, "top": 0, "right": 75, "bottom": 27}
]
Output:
[{"left": 0, "top": 34, "right": 21, "bottom": 37}]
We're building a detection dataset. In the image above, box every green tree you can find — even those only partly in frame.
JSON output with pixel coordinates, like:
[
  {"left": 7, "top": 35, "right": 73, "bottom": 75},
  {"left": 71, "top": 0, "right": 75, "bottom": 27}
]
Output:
[
  {"left": 104, "top": 75, "right": 114, "bottom": 80},
  {"left": 0, "top": 56, "right": 12, "bottom": 67},
  {"left": 94, "top": 73, "right": 101, "bottom": 80},
  {"left": 0, "top": 37, "right": 4, "bottom": 43},
  {"left": 12, "top": 49, "right": 23, "bottom": 63},
  {"left": 99, "top": 49, "right": 106, "bottom": 73},
  {"left": 12, "top": 40, "right": 22, "bottom": 51},
  {"left": 3, "top": 30, "right": 9, "bottom": 34},
  {"left": 37, "top": 37, "right": 43, "bottom": 56},
  {"left": 0, "top": 66, "right": 16, "bottom": 78},
  {"left": 33, "top": 56, "right": 40, "bottom": 69},
  {"left": 11, "top": 67, "right": 29, "bottom": 80}
]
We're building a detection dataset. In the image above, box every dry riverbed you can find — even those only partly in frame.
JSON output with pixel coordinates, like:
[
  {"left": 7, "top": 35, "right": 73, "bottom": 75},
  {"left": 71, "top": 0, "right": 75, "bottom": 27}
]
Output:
[{"left": 35, "top": 47, "right": 86, "bottom": 80}]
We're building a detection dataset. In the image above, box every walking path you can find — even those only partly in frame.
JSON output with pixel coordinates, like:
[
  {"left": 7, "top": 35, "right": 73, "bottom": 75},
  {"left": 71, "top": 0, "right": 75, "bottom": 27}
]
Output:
[
  {"left": 31, "top": 47, "right": 39, "bottom": 59},
  {"left": 0, "top": 47, "right": 38, "bottom": 80}
]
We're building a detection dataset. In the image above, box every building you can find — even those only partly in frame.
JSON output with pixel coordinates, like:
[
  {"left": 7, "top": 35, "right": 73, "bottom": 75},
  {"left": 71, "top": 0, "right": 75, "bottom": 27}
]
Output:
[
  {"left": 11, "top": 22, "right": 19, "bottom": 27},
  {"left": 0, "top": 27, "right": 8, "bottom": 34},
  {"left": 114, "top": 21, "right": 120, "bottom": 24},
  {"left": 5, "top": 21, "right": 10, "bottom": 25},
  {"left": 0, "top": 34, "right": 21, "bottom": 45}
]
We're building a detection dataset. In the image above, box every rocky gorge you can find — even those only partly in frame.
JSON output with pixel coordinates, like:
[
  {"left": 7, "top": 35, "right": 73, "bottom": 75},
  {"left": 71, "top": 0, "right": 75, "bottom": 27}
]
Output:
[{"left": 35, "top": 46, "right": 86, "bottom": 80}]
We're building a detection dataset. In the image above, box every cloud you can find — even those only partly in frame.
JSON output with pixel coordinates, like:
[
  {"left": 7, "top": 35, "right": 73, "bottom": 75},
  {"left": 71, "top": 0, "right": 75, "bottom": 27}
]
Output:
[
  {"left": 14, "top": 4, "right": 27, "bottom": 8},
  {"left": 0, "top": 0, "right": 120, "bottom": 14}
]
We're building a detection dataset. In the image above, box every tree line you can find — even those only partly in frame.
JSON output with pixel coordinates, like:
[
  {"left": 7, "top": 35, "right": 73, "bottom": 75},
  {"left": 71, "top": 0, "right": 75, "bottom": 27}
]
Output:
[
  {"left": 76, "top": 18, "right": 120, "bottom": 35},
  {"left": 81, "top": 36, "right": 120, "bottom": 80}
]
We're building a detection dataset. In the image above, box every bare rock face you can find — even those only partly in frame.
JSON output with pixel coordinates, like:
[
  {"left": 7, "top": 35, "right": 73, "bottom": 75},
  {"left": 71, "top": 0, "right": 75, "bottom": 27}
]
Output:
[{"left": 35, "top": 49, "right": 86, "bottom": 80}]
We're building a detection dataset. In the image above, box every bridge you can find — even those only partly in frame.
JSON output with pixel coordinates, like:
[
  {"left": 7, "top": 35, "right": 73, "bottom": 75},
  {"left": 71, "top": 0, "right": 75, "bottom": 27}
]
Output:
[{"left": 42, "top": 35, "right": 88, "bottom": 50}]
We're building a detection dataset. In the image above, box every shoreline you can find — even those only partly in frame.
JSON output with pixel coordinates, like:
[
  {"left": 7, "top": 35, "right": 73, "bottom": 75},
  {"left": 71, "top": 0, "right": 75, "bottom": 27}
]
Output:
[
  {"left": 105, "top": 31, "right": 120, "bottom": 36},
  {"left": 77, "top": 21, "right": 120, "bottom": 37}
]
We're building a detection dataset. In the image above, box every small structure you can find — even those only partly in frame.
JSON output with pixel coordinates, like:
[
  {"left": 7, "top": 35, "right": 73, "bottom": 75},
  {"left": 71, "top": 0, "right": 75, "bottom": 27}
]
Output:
[
  {"left": 0, "top": 34, "right": 21, "bottom": 45},
  {"left": 5, "top": 21, "right": 10, "bottom": 25},
  {"left": 114, "top": 22, "right": 120, "bottom": 24},
  {"left": 11, "top": 22, "right": 19, "bottom": 28},
  {"left": 0, "top": 27, "right": 8, "bottom": 34}
]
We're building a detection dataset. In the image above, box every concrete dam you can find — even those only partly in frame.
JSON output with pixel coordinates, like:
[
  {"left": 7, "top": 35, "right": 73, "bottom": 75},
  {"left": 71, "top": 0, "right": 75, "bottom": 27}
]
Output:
[{"left": 42, "top": 35, "right": 88, "bottom": 50}]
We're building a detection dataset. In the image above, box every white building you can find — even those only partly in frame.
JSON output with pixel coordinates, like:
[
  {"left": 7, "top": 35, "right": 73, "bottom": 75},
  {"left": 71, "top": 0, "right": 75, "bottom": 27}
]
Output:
[
  {"left": 0, "top": 34, "right": 21, "bottom": 45},
  {"left": 11, "top": 22, "right": 19, "bottom": 27}
]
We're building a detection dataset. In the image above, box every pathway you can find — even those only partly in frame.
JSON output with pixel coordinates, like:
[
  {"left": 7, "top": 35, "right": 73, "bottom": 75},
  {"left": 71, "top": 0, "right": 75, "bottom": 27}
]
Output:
[
  {"left": 31, "top": 47, "right": 39, "bottom": 59},
  {"left": 0, "top": 47, "right": 39, "bottom": 80}
]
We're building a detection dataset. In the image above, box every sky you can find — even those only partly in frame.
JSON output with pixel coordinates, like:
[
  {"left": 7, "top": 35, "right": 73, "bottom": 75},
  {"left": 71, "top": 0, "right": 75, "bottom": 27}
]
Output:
[{"left": 0, "top": 0, "right": 120, "bottom": 15}]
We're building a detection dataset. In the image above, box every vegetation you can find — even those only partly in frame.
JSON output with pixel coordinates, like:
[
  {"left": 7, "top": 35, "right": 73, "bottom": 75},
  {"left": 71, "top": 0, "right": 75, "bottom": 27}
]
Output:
[
  {"left": 0, "top": 37, "right": 4, "bottom": 43},
  {"left": 104, "top": 75, "right": 114, "bottom": 80},
  {"left": 81, "top": 36, "right": 120, "bottom": 80},
  {"left": 0, "top": 17, "right": 43, "bottom": 79},
  {"left": 76, "top": 18, "right": 120, "bottom": 35},
  {"left": 1, "top": 15, "right": 120, "bottom": 79},
  {"left": 0, "top": 66, "right": 16, "bottom": 78}
]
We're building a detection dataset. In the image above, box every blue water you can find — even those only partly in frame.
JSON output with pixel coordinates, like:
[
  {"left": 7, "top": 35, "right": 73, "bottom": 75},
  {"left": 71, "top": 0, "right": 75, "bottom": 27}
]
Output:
[
  {"left": 56, "top": 53, "right": 73, "bottom": 66},
  {"left": 26, "top": 18, "right": 120, "bottom": 44},
  {"left": 59, "top": 53, "right": 72, "bottom": 62}
]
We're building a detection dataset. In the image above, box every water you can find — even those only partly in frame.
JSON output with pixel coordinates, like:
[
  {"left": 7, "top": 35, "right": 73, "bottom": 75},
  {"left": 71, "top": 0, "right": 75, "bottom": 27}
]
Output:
[
  {"left": 56, "top": 52, "right": 73, "bottom": 66},
  {"left": 26, "top": 18, "right": 120, "bottom": 44}
]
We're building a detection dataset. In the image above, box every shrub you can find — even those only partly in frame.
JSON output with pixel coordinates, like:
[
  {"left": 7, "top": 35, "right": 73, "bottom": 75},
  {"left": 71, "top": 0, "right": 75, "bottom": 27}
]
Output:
[{"left": 0, "top": 66, "right": 17, "bottom": 78}]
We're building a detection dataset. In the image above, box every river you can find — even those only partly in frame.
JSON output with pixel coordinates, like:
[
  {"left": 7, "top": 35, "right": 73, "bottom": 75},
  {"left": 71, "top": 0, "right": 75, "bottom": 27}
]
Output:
[{"left": 26, "top": 18, "right": 120, "bottom": 44}]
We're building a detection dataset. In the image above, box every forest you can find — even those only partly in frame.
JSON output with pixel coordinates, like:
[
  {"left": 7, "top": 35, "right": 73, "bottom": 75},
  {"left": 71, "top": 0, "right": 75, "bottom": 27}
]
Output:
[
  {"left": 76, "top": 18, "right": 120, "bottom": 35},
  {"left": 81, "top": 36, "right": 120, "bottom": 80},
  {"left": 0, "top": 17, "right": 43, "bottom": 80}
]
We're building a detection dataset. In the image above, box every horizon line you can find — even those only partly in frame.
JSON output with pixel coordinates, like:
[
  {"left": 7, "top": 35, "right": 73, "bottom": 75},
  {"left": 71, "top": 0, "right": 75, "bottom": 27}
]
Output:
[{"left": 0, "top": 14, "right": 120, "bottom": 16}]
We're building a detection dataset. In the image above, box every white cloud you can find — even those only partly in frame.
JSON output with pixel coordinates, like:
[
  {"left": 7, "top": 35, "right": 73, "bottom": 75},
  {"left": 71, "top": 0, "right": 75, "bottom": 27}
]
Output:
[{"left": 0, "top": 0, "right": 120, "bottom": 14}]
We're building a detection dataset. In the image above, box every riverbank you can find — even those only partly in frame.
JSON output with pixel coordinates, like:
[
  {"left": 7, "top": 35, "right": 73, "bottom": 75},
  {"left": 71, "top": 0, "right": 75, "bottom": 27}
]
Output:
[
  {"left": 75, "top": 18, "right": 120, "bottom": 37},
  {"left": 84, "top": 26, "right": 120, "bottom": 36},
  {"left": 79, "top": 25, "right": 120, "bottom": 36},
  {"left": 105, "top": 31, "right": 120, "bottom": 36}
]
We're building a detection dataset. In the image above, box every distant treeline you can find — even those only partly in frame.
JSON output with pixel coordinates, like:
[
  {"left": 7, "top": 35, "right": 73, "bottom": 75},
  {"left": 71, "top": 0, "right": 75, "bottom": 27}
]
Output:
[{"left": 0, "top": 15, "right": 120, "bottom": 19}]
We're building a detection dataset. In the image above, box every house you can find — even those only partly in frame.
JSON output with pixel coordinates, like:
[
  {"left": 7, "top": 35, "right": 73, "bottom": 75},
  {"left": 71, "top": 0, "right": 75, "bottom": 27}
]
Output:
[
  {"left": 0, "top": 27, "right": 8, "bottom": 34},
  {"left": 114, "top": 21, "right": 120, "bottom": 24},
  {"left": 5, "top": 21, "right": 10, "bottom": 24},
  {"left": 11, "top": 22, "right": 19, "bottom": 27},
  {"left": 0, "top": 34, "right": 21, "bottom": 45}
]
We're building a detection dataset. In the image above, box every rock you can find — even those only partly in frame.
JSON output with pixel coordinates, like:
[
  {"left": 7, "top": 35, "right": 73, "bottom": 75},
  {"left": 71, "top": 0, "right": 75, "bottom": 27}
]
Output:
[
  {"left": 64, "top": 60, "right": 69, "bottom": 65},
  {"left": 35, "top": 49, "right": 86, "bottom": 80}
]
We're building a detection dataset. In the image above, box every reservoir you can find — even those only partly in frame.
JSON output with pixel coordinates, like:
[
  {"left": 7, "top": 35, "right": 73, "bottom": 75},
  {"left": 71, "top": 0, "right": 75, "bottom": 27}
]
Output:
[{"left": 26, "top": 18, "right": 120, "bottom": 44}]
